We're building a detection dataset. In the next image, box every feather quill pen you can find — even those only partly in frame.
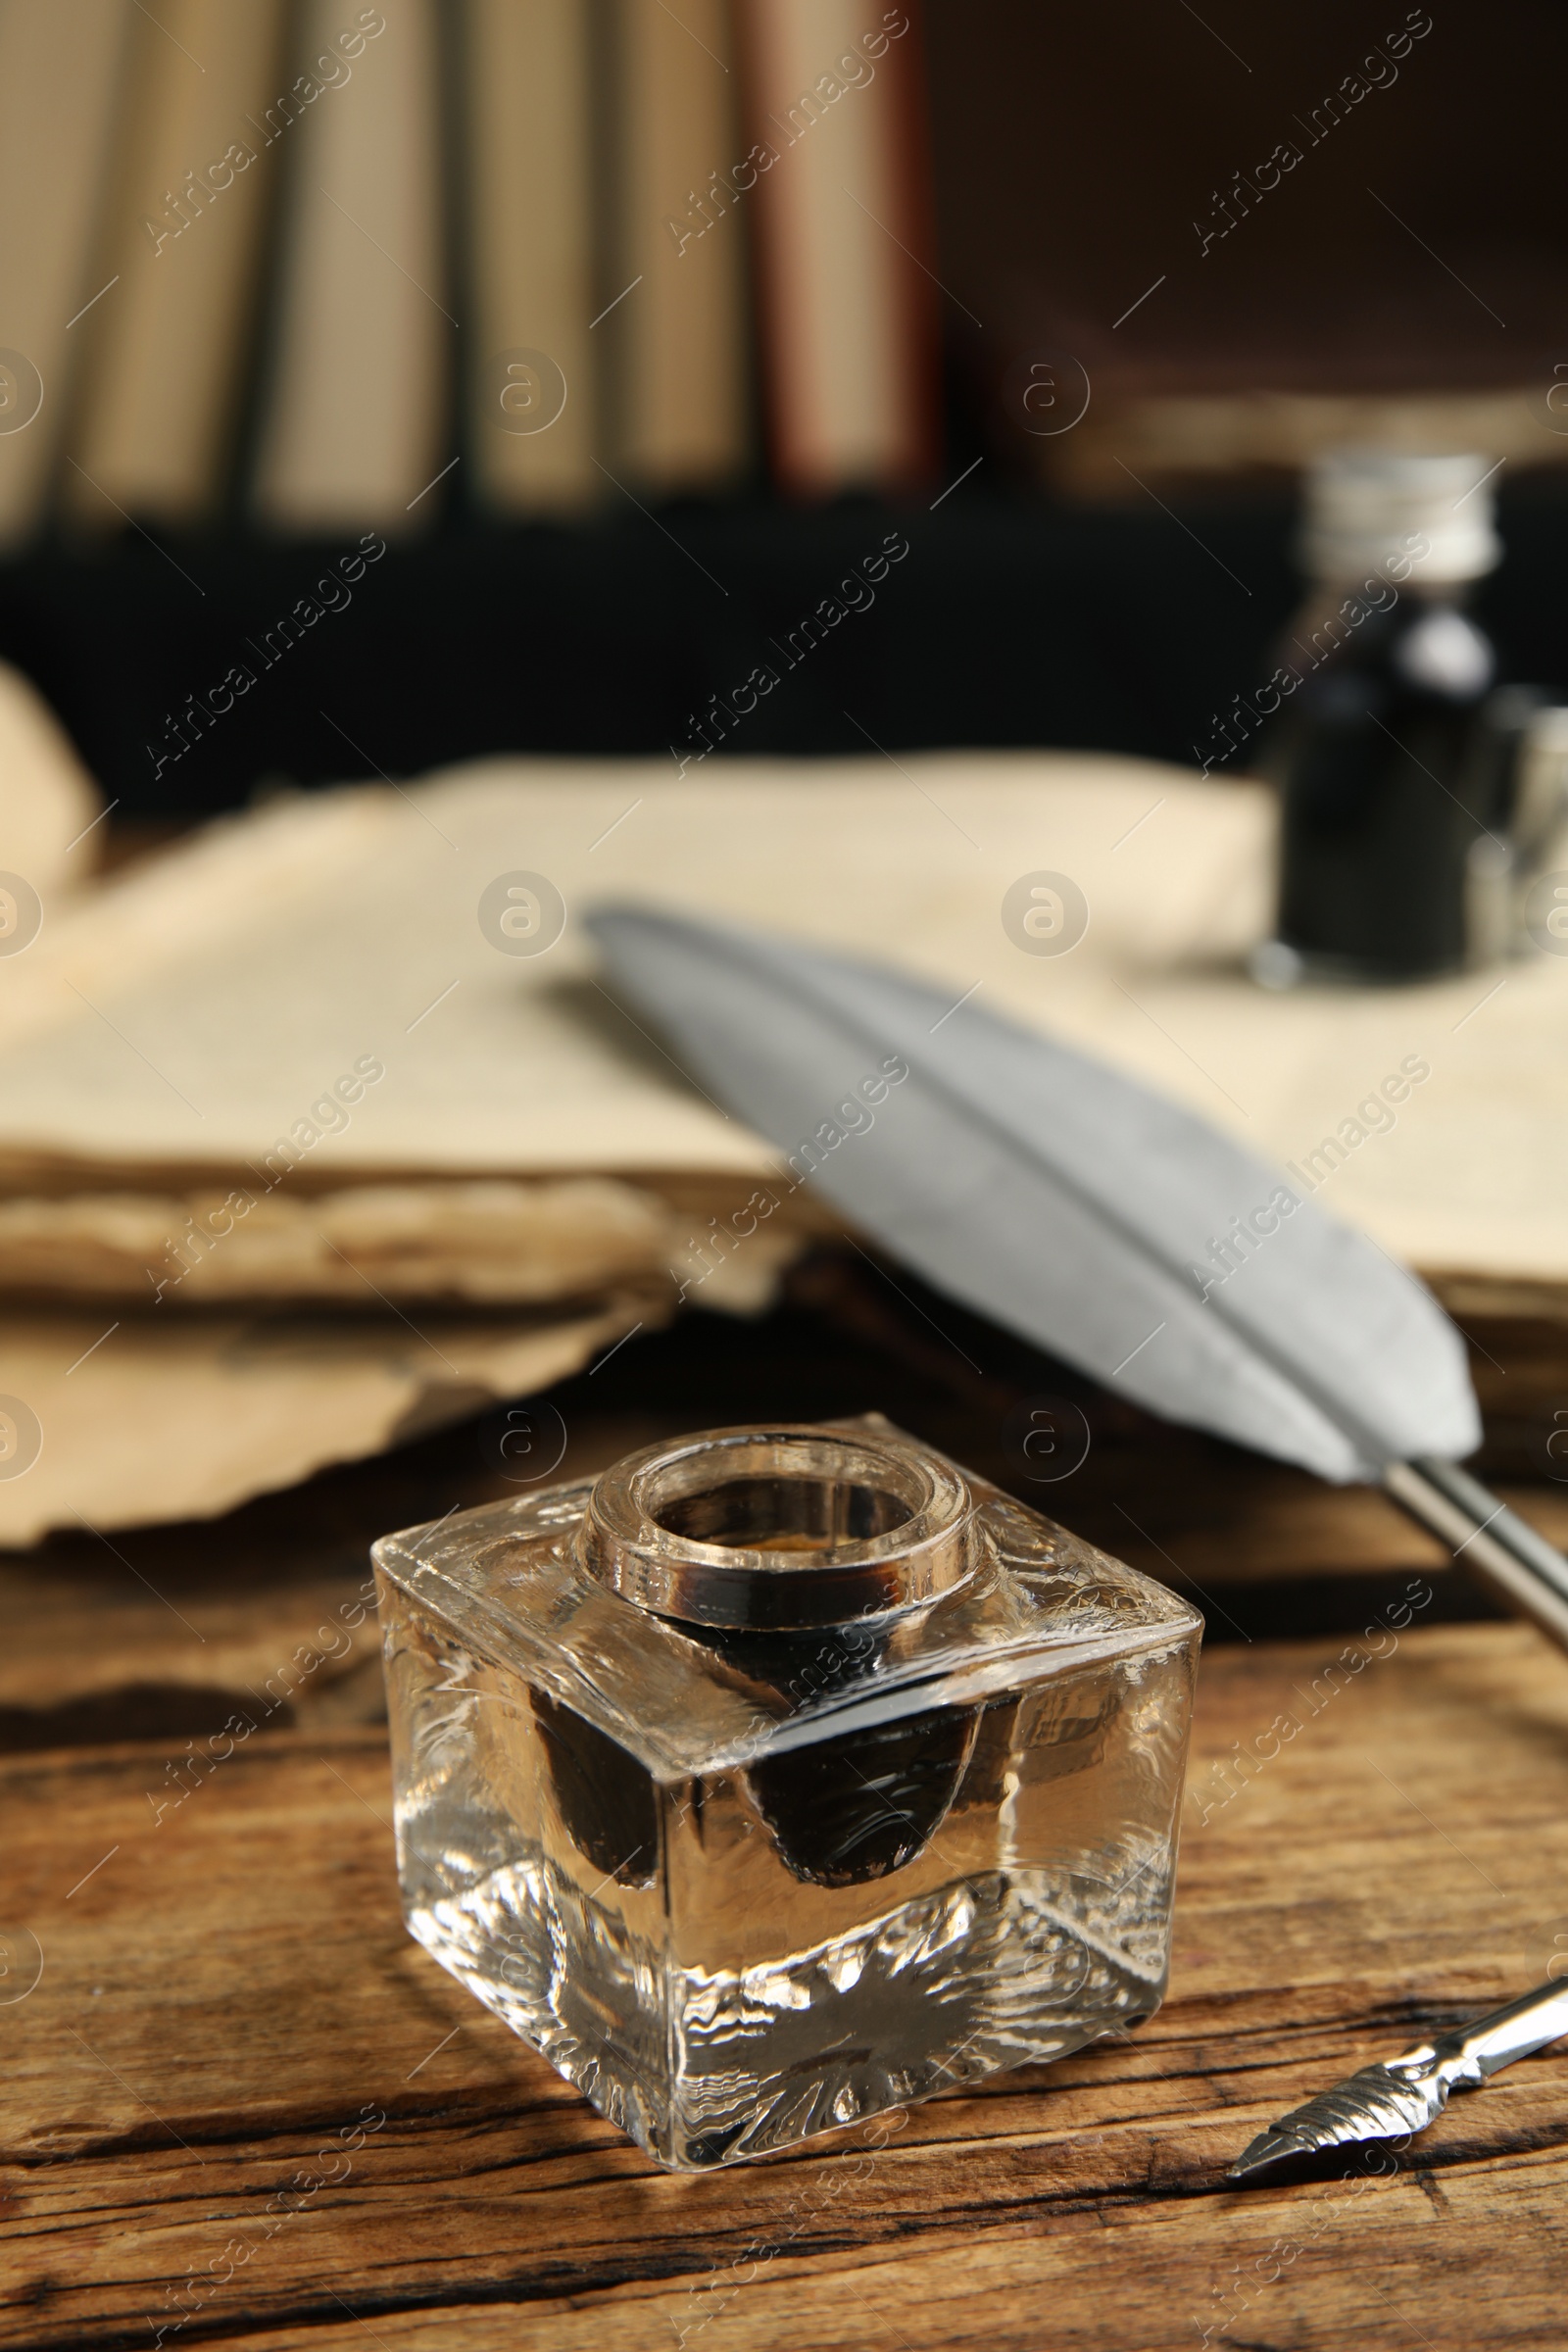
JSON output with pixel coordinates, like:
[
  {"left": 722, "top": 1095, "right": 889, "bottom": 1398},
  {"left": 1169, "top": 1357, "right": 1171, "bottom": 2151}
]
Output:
[{"left": 587, "top": 906, "right": 1568, "bottom": 1650}]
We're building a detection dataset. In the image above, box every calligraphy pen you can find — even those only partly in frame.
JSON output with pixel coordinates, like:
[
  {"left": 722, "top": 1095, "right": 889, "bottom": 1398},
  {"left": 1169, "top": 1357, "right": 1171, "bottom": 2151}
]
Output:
[{"left": 587, "top": 904, "right": 1568, "bottom": 1653}]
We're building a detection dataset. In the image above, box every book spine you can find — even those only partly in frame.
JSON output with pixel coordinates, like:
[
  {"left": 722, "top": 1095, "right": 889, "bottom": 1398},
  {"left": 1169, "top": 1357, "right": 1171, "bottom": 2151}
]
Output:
[
  {"left": 738, "top": 0, "right": 940, "bottom": 497},
  {"left": 67, "top": 0, "right": 293, "bottom": 527},
  {"left": 251, "top": 0, "right": 450, "bottom": 533},
  {"left": 606, "top": 0, "right": 750, "bottom": 494},
  {"left": 461, "top": 0, "right": 598, "bottom": 514}
]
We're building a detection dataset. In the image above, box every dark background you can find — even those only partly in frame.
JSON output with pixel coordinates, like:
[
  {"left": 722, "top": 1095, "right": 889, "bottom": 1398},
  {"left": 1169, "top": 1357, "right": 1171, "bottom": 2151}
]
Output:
[
  {"left": 928, "top": 0, "right": 1568, "bottom": 409},
  {"left": 8, "top": 483, "right": 1568, "bottom": 820}
]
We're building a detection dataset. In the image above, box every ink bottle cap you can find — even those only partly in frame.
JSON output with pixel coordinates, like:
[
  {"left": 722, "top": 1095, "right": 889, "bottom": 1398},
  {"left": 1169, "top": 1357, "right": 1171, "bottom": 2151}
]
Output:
[{"left": 1299, "top": 448, "right": 1499, "bottom": 587}]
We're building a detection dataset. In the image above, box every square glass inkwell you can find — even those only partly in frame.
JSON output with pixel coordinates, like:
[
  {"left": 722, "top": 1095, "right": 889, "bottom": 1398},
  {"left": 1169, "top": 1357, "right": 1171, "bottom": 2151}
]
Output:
[{"left": 372, "top": 1417, "right": 1200, "bottom": 2170}]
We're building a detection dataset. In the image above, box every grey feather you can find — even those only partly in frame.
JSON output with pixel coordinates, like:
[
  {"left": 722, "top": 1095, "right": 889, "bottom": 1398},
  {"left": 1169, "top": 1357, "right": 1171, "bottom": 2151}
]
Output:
[{"left": 585, "top": 906, "right": 1479, "bottom": 1484}]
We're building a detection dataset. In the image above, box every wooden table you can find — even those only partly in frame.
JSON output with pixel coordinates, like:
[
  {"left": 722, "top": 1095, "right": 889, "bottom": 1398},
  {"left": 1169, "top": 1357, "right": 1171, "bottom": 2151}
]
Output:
[{"left": 6, "top": 1254, "right": 1568, "bottom": 2349}]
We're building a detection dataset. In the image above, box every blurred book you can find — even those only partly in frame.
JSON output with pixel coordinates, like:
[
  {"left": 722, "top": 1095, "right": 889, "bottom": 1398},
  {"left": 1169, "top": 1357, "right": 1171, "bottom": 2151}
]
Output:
[
  {"left": 9, "top": 0, "right": 1568, "bottom": 540},
  {"left": 4, "top": 743, "right": 1568, "bottom": 1537},
  {"left": 252, "top": 0, "right": 450, "bottom": 532},
  {"left": 0, "top": 0, "right": 131, "bottom": 545},
  {"left": 607, "top": 0, "right": 749, "bottom": 493},
  {"left": 739, "top": 0, "right": 939, "bottom": 496},
  {"left": 0, "top": 752, "right": 1556, "bottom": 1286},
  {"left": 0, "top": 0, "right": 950, "bottom": 536},
  {"left": 1052, "top": 388, "right": 1558, "bottom": 499},
  {"left": 2, "top": 1297, "right": 660, "bottom": 1544},
  {"left": 0, "top": 659, "right": 104, "bottom": 901},
  {"left": 66, "top": 0, "right": 290, "bottom": 527},
  {"left": 462, "top": 0, "right": 598, "bottom": 513}
]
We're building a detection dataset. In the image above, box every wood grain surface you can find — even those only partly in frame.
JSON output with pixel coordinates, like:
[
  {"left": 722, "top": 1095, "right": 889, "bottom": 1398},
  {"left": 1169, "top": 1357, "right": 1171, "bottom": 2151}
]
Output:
[
  {"left": 5, "top": 1258, "right": 1568, "bottom": 2349},
  {"left": 6, "top": 1622, "right": 1568, "bottom": 2349}
]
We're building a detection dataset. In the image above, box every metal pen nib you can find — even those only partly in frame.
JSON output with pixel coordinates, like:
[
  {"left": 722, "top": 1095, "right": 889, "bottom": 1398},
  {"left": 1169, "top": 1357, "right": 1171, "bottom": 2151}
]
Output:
[{"left": 1231, "top": 1978, "right": 1568, "bottom": 2180}]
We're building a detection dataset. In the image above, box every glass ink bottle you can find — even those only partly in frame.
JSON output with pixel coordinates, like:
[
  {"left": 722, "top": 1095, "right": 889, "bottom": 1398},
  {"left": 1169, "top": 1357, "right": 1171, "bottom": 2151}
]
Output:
[
  {"left": 1255, "top": 451, "right": 1500, "bottom": 986},
  {"left": 373, "top": 1417, "right": 1200, "bottom": 2171}
]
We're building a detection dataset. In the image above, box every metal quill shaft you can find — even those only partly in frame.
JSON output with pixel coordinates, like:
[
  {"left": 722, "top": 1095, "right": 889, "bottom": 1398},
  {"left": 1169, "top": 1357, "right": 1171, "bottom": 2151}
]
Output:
[{"left": 1386, "top": 1457, "right": 1568, "bottom": 1654}]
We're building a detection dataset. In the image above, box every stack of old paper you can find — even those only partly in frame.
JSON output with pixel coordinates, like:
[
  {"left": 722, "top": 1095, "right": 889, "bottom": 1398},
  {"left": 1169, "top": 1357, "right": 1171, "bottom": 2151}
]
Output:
[{"left": 4, "top": 725, "right": 1566, "bottom": 1544}]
